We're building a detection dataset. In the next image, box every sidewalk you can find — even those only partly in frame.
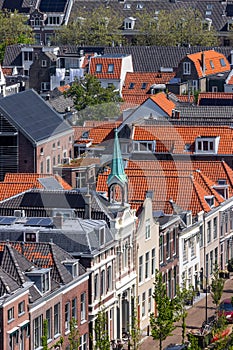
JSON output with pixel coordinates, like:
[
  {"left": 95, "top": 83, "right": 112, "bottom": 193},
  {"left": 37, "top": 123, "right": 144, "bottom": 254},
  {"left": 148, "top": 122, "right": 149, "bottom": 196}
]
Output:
[{"left": 139, "top": 276, "right": 233, "bottom": 349}]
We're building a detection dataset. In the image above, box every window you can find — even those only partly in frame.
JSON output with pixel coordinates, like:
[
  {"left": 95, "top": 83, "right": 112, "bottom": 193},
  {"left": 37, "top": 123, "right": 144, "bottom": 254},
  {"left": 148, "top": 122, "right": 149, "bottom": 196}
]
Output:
[
  {"left": 25, "top": 232, "right": 37, "bottom": 242},
  {"left": 99, "top": 227, "right": 105, "bottom": 246},
  {"left": 212, "top": 86, "right": 218, "bottom": 92},
  {"left": 139, "top": 255, "right": 143, "bottom": 283},
  {"left": 42, "top": 271, "right": 50, "bottom": 293},
  {"left": 196, "top": 138, "right": 218, "bottom": 153},
  {"left": 34, "top": 315, "right": 42, "bottom": 349},
  {"left": 81, "top": 293, "right": 86, "bottom": 321},
  {"left": 213, "top": 217, "right": 217, "bottom": 239},
  {"left": 137, "top": 3, "right": 144, "bottom": 9},
  {"left": 65, "top": 302, "right": 70, "bottom": 332},
  {"left": 124, "top": 3, "right": 131, "bottom": 9},
  {"left": 46, "top": 308, "right": 52, "bottom": 340},
  {"left": 107, "top": 64, "right": 114, "bottom": 73},
  {"left": 145, "top": 252, "right": 149, "bottom": 279},
  {"left": 159, "top": 235, "right": 164, "bottom": 262},
  {"left": 57, "top": 140, "right": 60, "bottom": 148},
  {"left": 76, "top": 172, "right": 86, "bottom": 188},
  {"left": 145, "top": 218, "right": 151, "bottom": 239},
  {"left": 210, "top": 250, "right": 213, "bottom": 275},
  {"left": 18, "top": 301, "right": 25, "bottom": 315},
  {"left": 210, "top": 60, "right": 214, "bottom": 69},
  {"left": 53, "top": 156, "right": 56, "bottom": 166},
  {"left": 142, "top": 292, "right": 146, "bottom": 317},
  {"left": 79, "top": 334, "right": 87, "bottom": 350},
  {"left": 24, "top": 51, "right": 32, "bottom": 61},
  {"left": 133, "top": 141, "right": 156, "bottom": 153},
  {"left": 151, "top": 248, "right": 155, "bottom": 275},
  {"left": 141, "top": 82, "right": 147, "bottom": 89},
  {"left": 125, "top": 21, "right": 132, "bottom": 29},
  {"left": 41, "top": 82, "right": 50, "bottom": 91},
  {"left": 8, "top": 307, "right": 14, "bottom": 322},
  {"left": 183, "top": 62, "right": 191, "bottom": 75},
  {"left": 148, "top": 288, "right": 152, "bottom": 313},
  {"left": 57, "top": 154, "right": 61, "bottom": 164},
  {"left": 107, "top": 266, "right": 112, "bottom": 291},
  {"left": 72, "top": 298, "right": 77, "bottom": 320},
  {"left": 42, "top": 60, "right": 47, "bottom": 67},
  {"left": 207, "top": 221, "right": 211, "bottom": 243},
  {"left": 47, "top": 16, "right": 60, "bottom": 25},
  {"left": 199, "top": 225, "right": 203, "bottom": 247},
  {"left": 94, "top": 274, "right": 99, "bottom": 299},
  {"left": 166, "top": 231, "right": 170, "bottom": 258},
  {"left": 220, "top": 58, "right": 226, "bottom": 67},
  {"left": 100, "top": 270, "right": 105, "bottom": 296},
  {"left": 46, "top": 158, "right": 50, "bottom": 173},
  {"left": 96, "top": 64, "right": 102, "bottom": 73},
  {"left": 183, "top": 241, "right": 187, "bottom": 261},
  {"left": 190, "top": 238, "right": 195, "bottom": 258},
  {"left": 54, "top": 303, "right": 60, "bottom": 336},
  {"left": 129, "top": 82, "right": 135, "bottom": 89}
]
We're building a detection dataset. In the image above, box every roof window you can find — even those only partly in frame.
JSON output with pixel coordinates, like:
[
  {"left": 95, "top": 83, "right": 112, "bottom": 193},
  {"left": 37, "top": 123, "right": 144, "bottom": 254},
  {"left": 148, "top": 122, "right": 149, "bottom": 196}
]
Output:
[
  {"left": 220, "top": 58, "right": 226, "bottom": 67},
  {"left": 136, "top": 3, "right": 144, "bottom": 9},
  {"left": 210, "top": 60, "right": 214, "bottom": 69},
  {"left": 205, "top": 196, "right": 214, "bottom": 208},
  {"left": 129, "top": 82, "right": 135, "bottom": 89},
  {"left": 141, "top": 82, "right": 147, "bottom": 89},
  {"left": 124, "top": 3, "right": 131, "bottom": 9},
  {"left": 96, "top": 64, "right": 102, "bottom": 73},
  {"left": 108, "top": 64, "right": 114, "bottom": 73}
]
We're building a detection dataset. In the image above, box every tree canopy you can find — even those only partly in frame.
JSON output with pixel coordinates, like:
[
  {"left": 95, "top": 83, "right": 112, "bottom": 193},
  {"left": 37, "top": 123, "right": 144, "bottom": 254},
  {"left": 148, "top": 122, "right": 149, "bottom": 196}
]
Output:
[
  {"left": 64, "top": 74, "right": 122, "bottom": 124},
  {"left": 136, "top": 8, "right": 219, "bottom": 47},
  {"left": 0, "top": 10, "right": 34, "bottom": 61},
  {"left": 55, "top": 6, "right": 123, "bottom": 46}
]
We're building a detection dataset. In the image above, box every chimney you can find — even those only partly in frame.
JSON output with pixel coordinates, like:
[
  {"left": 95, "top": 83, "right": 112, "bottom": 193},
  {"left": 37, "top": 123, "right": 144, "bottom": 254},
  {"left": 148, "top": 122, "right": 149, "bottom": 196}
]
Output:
[
  {"left": 53, "top": 214, "right": 63, "bottom": 229},
  {"left": 84, "top": 185, "right": 92, "bottom": 219},
  {"left": 201, "top": 52, "right": 206, "bottom": 76}
]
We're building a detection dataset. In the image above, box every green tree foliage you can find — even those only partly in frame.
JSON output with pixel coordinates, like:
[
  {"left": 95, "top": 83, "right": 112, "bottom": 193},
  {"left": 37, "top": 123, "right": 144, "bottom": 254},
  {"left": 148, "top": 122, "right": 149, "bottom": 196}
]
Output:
[
  {"left": 42, "top": 319, "right": 49, "bottom": 350},
  {"left": 136, "top": 8, "right": 219, "bottom": 47},
  {"left": 174, "top": 281, "right": 195, "bottom": 343},
  {"left": 64, "top": 74, "right": 122, "bottom": 124},
  {"left": 129, "top": 308, "right": 141, "bottom": 350},
  {"left": 93, "top": 309, "right": 110, "bottom": 350},
  {"left": 68, "top": 318, "right": 80, "bottom": 350},
  {"left": 150, "top": 270, "right": 176, "bottom": 350},
  {"left": 0, "top": 10, "right": 34, "bottom": 62},
  {"left": 210, "top": 265, "right": 225, "bottom": 317},
  {"left": 55, "top": 6, "right": 123, "bottom": 46}
]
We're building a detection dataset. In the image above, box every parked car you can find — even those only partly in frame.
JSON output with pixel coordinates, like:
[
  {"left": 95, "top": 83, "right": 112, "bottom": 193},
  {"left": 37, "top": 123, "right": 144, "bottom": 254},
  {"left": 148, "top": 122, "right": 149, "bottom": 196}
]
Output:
[{"left": 218, "top": 298, "right": 233, "bottom": 322}]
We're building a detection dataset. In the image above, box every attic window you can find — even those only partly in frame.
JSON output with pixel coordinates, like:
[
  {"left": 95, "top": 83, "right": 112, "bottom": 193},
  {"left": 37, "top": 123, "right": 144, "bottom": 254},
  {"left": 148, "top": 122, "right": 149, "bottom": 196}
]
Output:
[
  {"left": 184, "top": 143, "right": 191, "bottom": 152},
  {"left": 136, "top": 3, "right": 144, "bottom": 9},
  {"left": 205, "top": 196, "right": 214, "bottom": 208},
  {"left": 99, "top": 226, "right": 105, "bottom": 246},
  {"left": 207, "top": 4, "right": 213, "bottom": 10},
  {"left": 205, "top": 11, "right": 212, "bottom": 16},
  {"left": 141, "top": 82, "right": 147, "bottom": 89},
  {"left": 220, "top": 58, "right": 226, "bottom": 67},
  {"left": 195, "top": 136, "right": 219, "bottom": 154},
  {"left": 129, "top": 82, "right": 135, "bottom": 89},
  {"left": 218, "top": 179, "right": 227, "bottom": 185},
  {"left": 210, "top": 60, "right": 214, "bottom": 69},
  {"left": 107, "top": 64, "right": 114, "bottom": 73},
  {"left": 124, "top": 3, "right": 131, "bottom": 9},
  {"left": 96, "top": 64, "right": 102, "bottom": 73}
]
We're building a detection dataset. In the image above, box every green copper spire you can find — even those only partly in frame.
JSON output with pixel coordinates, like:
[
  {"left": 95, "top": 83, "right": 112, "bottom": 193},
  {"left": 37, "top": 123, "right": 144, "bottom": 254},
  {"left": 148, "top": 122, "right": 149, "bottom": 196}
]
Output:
[{"left": 107, "top": 129, "right": 127, "bottom": 185}]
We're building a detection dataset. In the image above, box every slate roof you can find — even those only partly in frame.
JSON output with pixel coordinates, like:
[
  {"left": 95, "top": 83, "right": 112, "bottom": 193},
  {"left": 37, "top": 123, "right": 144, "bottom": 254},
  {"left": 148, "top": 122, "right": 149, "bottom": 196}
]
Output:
[
  {"left": 97, "top": 159, "right": 232, "bottom": 216},
  {"left": 0, "top": 89, "right": 72, "bottom": 143}
]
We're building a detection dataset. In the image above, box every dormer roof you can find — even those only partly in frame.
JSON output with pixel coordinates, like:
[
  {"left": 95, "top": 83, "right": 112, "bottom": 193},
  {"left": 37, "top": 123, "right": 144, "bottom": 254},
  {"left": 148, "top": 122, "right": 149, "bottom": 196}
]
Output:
[{"left": 89, "top": 55, "right": 127, "bottom": 80}]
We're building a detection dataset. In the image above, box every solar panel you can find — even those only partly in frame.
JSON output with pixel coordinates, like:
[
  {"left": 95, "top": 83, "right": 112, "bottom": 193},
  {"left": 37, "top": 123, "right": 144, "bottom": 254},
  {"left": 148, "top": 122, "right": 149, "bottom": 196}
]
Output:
[
  {"left": 39, "top": 0, "right": 67, "bottom": 12},
  {"left": 0, "top": 217, "right": 16, "bottom": 225},
  {"left": 25, "top": 217, "right": 53, "bottom": 227}
]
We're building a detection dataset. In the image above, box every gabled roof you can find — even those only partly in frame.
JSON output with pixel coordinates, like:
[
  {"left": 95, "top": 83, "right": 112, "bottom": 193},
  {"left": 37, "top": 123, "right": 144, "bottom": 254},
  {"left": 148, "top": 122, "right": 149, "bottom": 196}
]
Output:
[
  {"left": 186, "top": 50, "right": 230, "bottom": 78},
  {"left": 0, "top": 89, "right": 72, "bottom": 144},
  {"left": 89, "top": 55, "right": 126, "bottom": 80},
  {"left": 73, "top": 122, "right": 121, "bottom": 145},
  {"left": 150, "top": 92, "right": 176, "bottom": 116}
]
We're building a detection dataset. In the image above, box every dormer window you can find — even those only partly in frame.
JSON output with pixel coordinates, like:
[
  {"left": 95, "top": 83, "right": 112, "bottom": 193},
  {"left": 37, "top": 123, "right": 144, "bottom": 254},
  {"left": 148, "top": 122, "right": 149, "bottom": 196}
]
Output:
[
  {"left": 124, "top": 17, "right": 136, "bottom": 30},
  {"left": 108, "top": 64, "right": 114, "bottom": 73},
  {"left": 205, "top": 196, "right": 215, "bottom": 208},
  {"left": 183, "top": 62, "right": 191, "bottom": 75},
  {"left": 220, "top": 58, "right": 226, "bottom": 67},
  {"left": 195, "top": 136, "right": 219, "bottom": 154},
  {"left": 136, "top": 3, "right": 144, "bottom": 9},
  {"left": 96, "top": 64, "right": 102, "bottom": 73},
  {"left": 24, "top": 231, "right": 37, "bottom": 242},
  {"left": 26, "top": 268, "right": 51, "bottom": 294},
  {"left": 133, "top": 141, "right": 156, "bottom": 153},
  {"left": 129, "top": 82, "right": 135, "bottom": 89},
  {"left": 213, "top": 179, "right": 229, "bottom": 199},
  {"left": 63, "top": 261, "right": 79, "bottom": 277},
  {"left": 184, "top": 143, "right": 191, "bottom": 152},
  {"left": 141, "top": 82, "right": 147, "bottom": 89}
]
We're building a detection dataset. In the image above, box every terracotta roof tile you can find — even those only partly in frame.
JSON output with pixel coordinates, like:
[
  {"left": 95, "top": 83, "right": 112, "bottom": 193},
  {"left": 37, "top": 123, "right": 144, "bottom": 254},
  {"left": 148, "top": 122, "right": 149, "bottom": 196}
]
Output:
[
  {"left": 57, "top": 84, "right": 70, "bottom": 93},
  {"left": 187, "top": 50, "right": 230, "bottom": 78},
  {"left": 197, "top": 92, "right": 233, "bottom": 105},
  {"left": 133, "top": 125, "right": 233, "bottom": 154},
  {"left": 89, "top": 56, "right": 123, "bottom": 80},
  {"left": 74, "top": 122, "right": 121, "bottom": 145},
  {"left": 149, "top": 92, "right": 176, "bottom": 116}
]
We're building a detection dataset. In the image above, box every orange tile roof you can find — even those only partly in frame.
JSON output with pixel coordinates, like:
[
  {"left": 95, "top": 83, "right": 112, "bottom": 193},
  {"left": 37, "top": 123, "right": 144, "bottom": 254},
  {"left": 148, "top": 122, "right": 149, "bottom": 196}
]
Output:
[
  {"left": 74, "top": 122, "right": 121, "bottom": 145},
  {"left": 89, "top": 57, "right": 123, "bottom": 80},
  {"left": 197, "top": 92, "right": 233, "bottom": 105},
  {"left": 120, "top": 96, "right": 148, "bottom": 110},
  {"left": 187, "top": 50, "right": 230, "bottom": 78},
  {"left": 175, "top": 95, "right": 194, "bottom": 103},
  {"left": 122, "top": 72, "right": 175, "bottom": 96},
  {"left": 2, "top": 67, "right": 12, "bottom": 75},
  {"left": 149, "top": 92, "right": 176, "bottom": 116},
  {"left": 96, "top": 159, "right": 233, "bottom": 216},
  {"left": 57, "top": 84, "right": 70, "bottom": 93},
  {"left": 133, "top": 125, "right": 233, "bottom": 154}
]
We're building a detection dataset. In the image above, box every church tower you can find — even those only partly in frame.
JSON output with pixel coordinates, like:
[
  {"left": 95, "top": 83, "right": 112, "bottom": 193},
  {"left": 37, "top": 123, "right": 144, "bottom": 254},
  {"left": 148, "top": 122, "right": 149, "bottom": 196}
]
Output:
[{"left": 107, "top": 129, "right": 128, "bottom": 205}]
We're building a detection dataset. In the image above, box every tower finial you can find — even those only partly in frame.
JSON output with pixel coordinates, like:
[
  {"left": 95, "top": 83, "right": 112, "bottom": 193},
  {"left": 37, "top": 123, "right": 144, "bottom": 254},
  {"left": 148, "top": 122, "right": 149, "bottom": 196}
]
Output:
[{"left": 107, "top": 129, "right": 127, "bottom": 185}]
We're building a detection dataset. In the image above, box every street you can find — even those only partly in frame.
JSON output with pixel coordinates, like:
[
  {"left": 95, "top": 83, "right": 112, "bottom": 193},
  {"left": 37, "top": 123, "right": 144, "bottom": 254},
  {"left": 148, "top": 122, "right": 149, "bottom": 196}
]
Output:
[{"left": 139, "top": 276, "right": 233, "bottom": 349}]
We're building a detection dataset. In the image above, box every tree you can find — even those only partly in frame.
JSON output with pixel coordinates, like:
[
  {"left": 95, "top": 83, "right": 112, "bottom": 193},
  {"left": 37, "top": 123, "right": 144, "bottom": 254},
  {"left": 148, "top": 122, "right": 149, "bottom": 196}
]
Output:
[
  {"left": 42, "top": 320, "right": 49, "bottom": 350},
  {"left": 136, "top": 8, "right": 219, "bottom": 47},
  {"left": 129, "top": 308, "right": 141, "bottom": 350},
  {"left": 68, "top": 318, "right": 80, "bottom": 350},
  {"left": 150, "top": 270, "right": 176, "bottom": 350},
  {"left": 93, "top": 309, "right": 110, "bottom": 350},
  {"left": 55, "top": 6, "right": 123, "bottom": 46},
  {"left": 174, "top": 281, "right": 195, "bottom": 344},
  {"left": 0, "top": 10, "right": 34, "bottom": 61},
  {"left": 64, "top": 74, "right": 122, "bottom": 124},
  {"left": 210, "top": 265, "right": 225, "bottom": 318}
]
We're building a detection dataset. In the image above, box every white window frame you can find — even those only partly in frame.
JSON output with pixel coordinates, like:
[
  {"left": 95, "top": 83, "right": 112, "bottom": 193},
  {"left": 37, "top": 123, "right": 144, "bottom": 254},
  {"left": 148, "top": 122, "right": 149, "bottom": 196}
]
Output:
[
  {"left": 81, "top": 293, "right": 86, "bottom": 322},
  {"left": 183, "top": 62, "right": 191, "bottom": 75}
]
